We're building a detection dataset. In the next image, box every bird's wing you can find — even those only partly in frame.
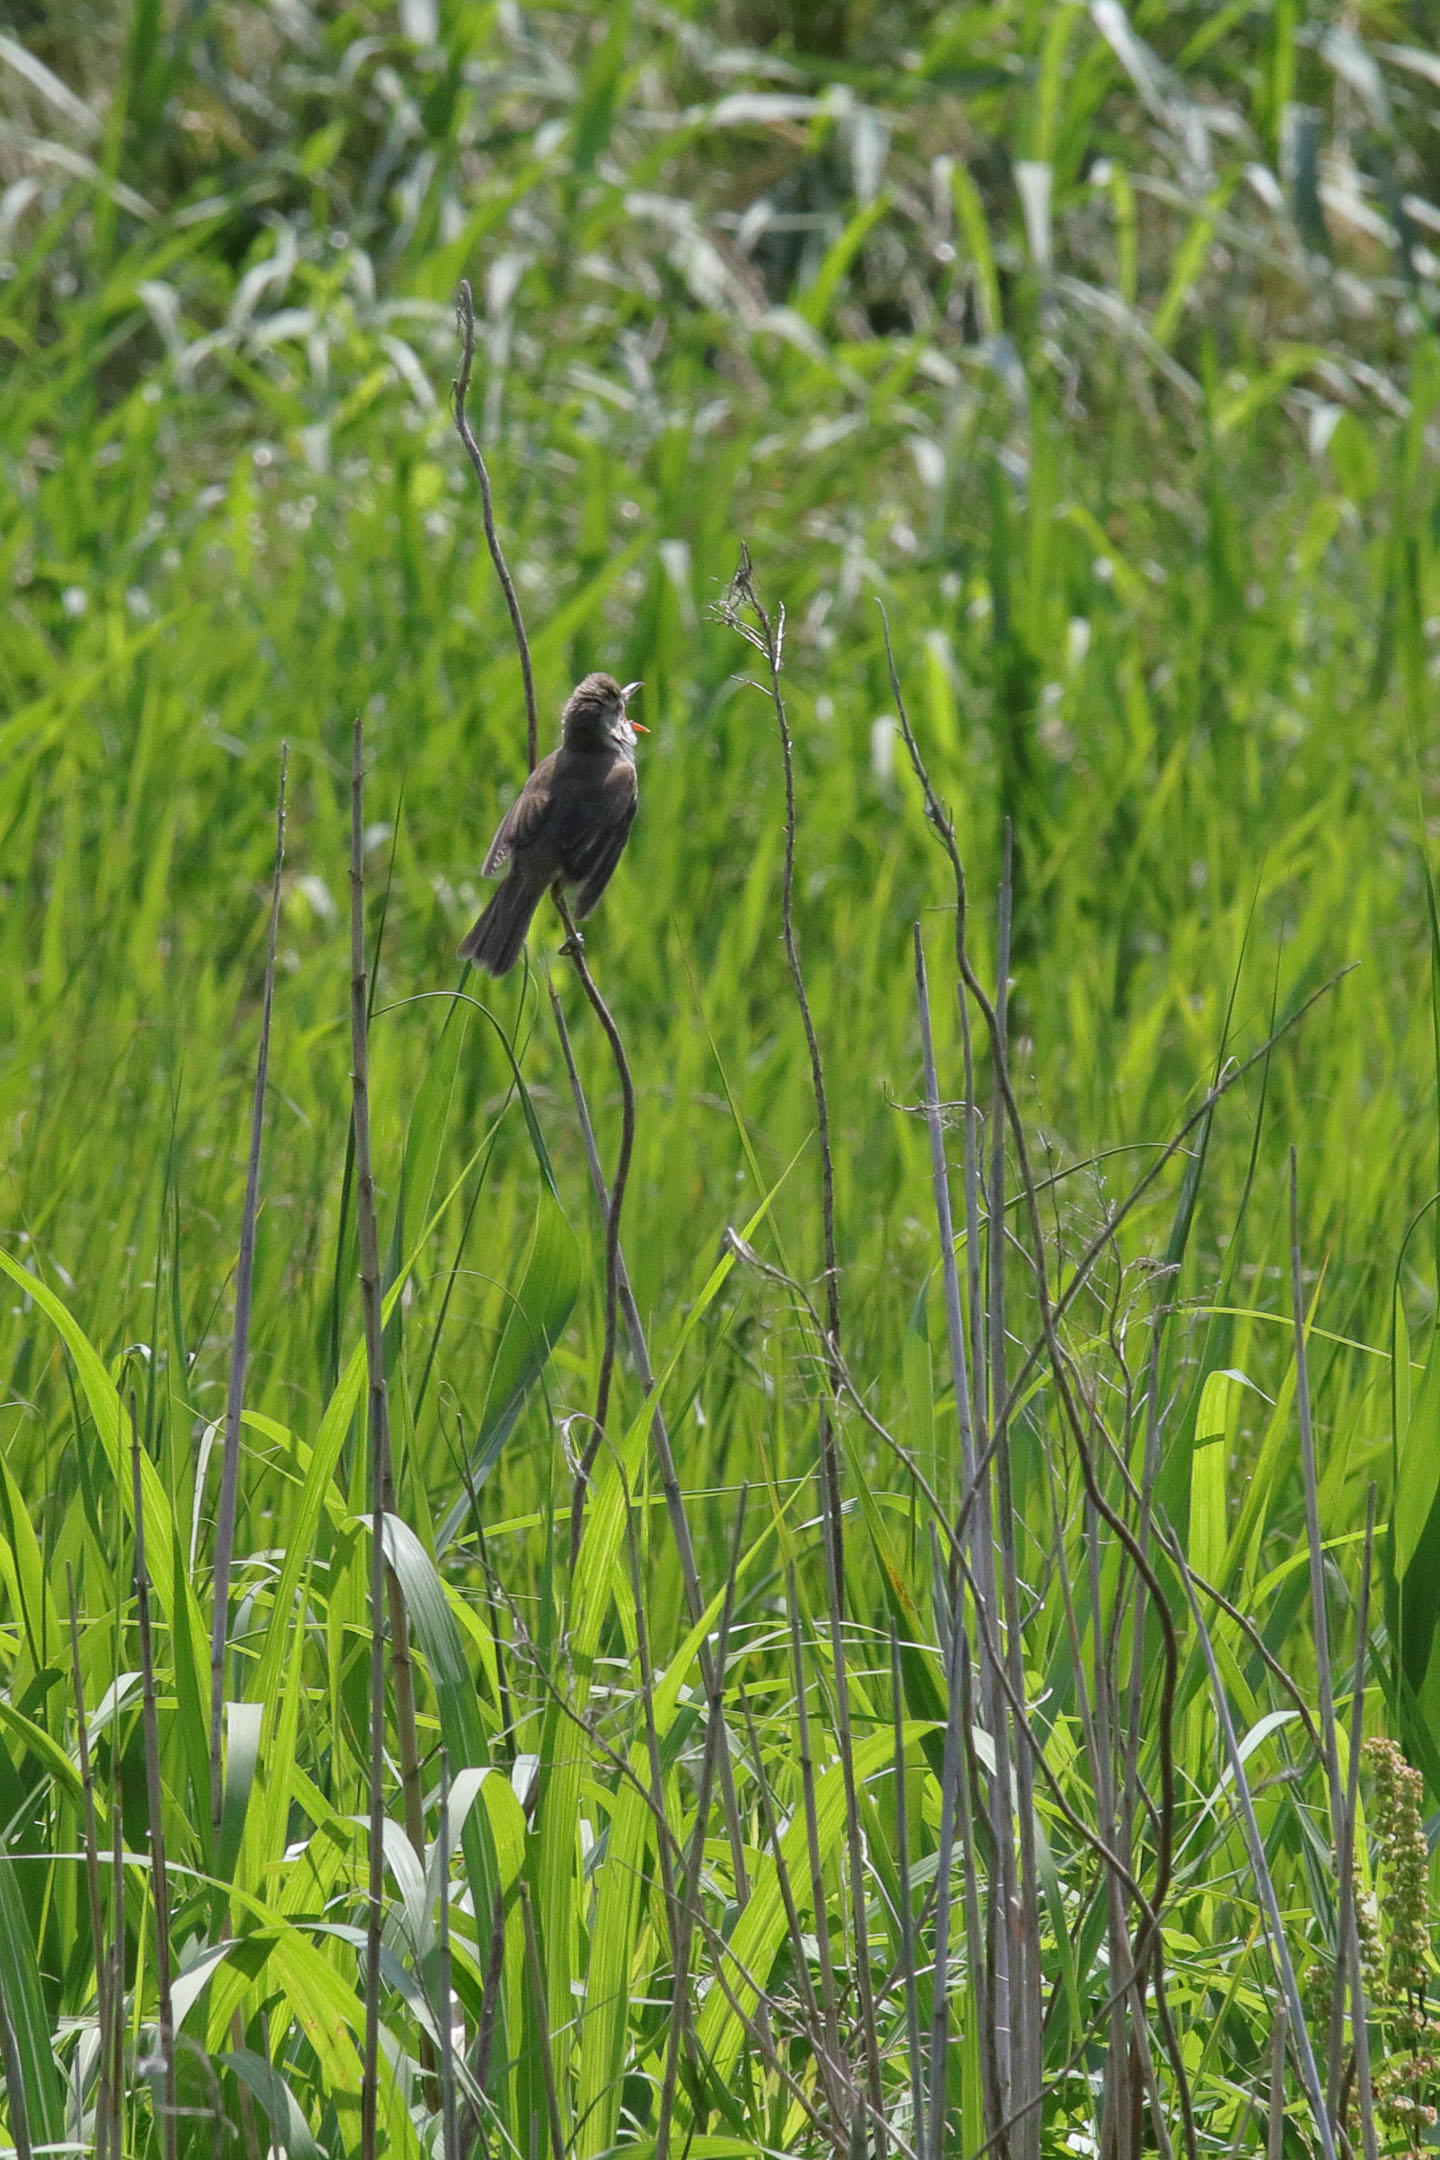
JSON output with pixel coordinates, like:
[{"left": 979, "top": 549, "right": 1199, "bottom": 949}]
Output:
[
  {"left": 568, "top": 764, "right": 639, "bottom": 920},
  {"left": 481, "top": 752, "right": 557, "bottom": 876}
]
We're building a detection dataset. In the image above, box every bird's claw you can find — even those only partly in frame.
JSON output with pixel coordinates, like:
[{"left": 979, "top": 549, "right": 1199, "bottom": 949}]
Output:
[{"left": 559, "top": 928, "right": 586, "bottom": 958}]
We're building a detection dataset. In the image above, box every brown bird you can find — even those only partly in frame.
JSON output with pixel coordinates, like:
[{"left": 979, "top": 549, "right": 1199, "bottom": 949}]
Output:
[{"left": 459, "top": 672, "right": 646, "bottom": 976}]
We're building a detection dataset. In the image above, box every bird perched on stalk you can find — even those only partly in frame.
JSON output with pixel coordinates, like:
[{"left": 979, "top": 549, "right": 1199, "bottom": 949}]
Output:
[{"left": 459, "top": 672, "right": 646, "bottom": 976}]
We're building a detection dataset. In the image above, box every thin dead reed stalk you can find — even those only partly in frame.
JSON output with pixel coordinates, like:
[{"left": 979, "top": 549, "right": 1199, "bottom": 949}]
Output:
[
  {"left": 129, "top": 1394, "right": 177, "bottom": 2160},
  {"left": 882, "top": 601, "right": 1202, "bottom": 2153},
  {"left": 1290, "top": 1155, "right": 1345, "bottom": 1856},
  {"left": 740, "top": 1678, "right": 847, "bottom": 2126},
  {"left": 438, "top": 1751, "right": 459, "bottom": 2160},
  {"left": 787, "top": 1563, "right": 847, "bottom": 2107},
  {"left": 209, "top": 745, "right": 287, "bottom": 1835},
  {"left": 1341, "top": 1488, "right": 1379, "bottom": 2160},
  {"left": 722, "top": 548, "right": 883, "bottom": 2130},
  {"left": 520, "top": 1885, "right": 566, "bottom": 2160},
  {"left": 352, "top": 714, "right": 391, "bottom": 2160},
  {"left": 106, "top": 1743, "right": 124, "bottom": 2160},
  {"left": 1179, "top": 1552, "right": 1339, "bottom": 2160},
  {"left": 66, "top": 1572, "right": 110, "bottom": 2160},
  {"left": 655, "top": 1490, "right": 747, "bottom": 2160},
  {"left": 889, "top": 1624, "right": 926, "bottom": 2150}
]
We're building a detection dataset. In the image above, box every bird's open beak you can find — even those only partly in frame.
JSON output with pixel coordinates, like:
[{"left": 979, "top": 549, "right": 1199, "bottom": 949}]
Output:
[{"left": 621, "top": 681, "right": 648, "bottom": 732}]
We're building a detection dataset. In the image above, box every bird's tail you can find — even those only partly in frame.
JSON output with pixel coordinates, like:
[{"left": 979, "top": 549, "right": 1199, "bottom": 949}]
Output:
[{"left": 459, "top": 873, "right": 542, "bottom": 975}]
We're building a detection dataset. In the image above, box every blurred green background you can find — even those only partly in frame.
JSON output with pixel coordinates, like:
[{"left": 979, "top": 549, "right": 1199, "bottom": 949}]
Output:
[{"left": 4, "top": 0, "right": 1439, "bottom": 1525}]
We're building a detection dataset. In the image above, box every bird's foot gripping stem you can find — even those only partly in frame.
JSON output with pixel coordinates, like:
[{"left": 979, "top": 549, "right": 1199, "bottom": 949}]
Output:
[{"left": 551, "top": 881, "right": 586, "bottom": 961}]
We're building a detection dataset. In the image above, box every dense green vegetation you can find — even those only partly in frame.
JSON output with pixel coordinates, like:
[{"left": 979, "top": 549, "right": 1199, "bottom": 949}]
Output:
[{"left": 4, "top": 1, "right": 1440, "bottom": 2153}]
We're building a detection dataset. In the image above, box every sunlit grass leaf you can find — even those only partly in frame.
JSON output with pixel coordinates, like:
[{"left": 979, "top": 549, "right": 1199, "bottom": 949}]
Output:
[
  {"left": 0, "top": 1246, "right": 204, "bottom": 1641},
  {"left": 218, "top": 1699, "right": 263, "bottom": 1885},
  {"left": 220, "top": 2051, "right": 321, "bottom": 2160},
  {"left": 434, "top": 1189, "right": 581, "bottom": 1550},
  {"left": 0, "top": 1849, "right": 63, "bottom": 2149}
]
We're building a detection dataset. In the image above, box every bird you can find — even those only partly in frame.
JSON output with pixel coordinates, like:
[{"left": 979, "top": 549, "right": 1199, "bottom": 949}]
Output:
[{"left": 459, "top": 672, "right": 646, "bottom": 976}]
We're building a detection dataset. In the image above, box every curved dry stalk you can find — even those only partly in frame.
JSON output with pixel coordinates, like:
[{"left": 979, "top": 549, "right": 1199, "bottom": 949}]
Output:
[
  {"left": 553, "top": 888, "right": 636, "bottom": 1563},
  {"left": 549, "top": 989, "right": 754, "bottom": 1897},
  {"left": 453, "top": 280, "right": 538, "bottom": 773},
  {"left": 451, "top": 282, "right": 634, "bottom": 1555}
]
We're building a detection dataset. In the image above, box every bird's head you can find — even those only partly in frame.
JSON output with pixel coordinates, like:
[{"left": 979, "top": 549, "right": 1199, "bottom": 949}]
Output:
[{"left": 561, "top": 673, "right": 647, "bottom": 752}]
